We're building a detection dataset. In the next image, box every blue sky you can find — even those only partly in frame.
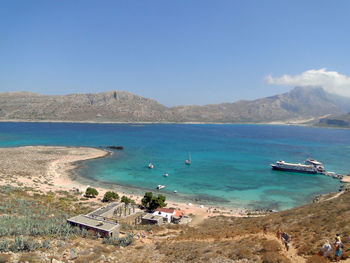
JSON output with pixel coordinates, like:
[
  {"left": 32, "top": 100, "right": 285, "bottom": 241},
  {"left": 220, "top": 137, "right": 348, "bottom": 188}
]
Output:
[{"left": 1, "top": 0, "right": 349, "bottom": 106}]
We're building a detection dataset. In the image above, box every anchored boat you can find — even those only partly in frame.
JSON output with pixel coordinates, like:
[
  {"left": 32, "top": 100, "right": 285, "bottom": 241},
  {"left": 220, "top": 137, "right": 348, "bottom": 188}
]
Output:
[
  {"left": 271, "top": 159, "right": 325, "bottom": 174},
  {"left": 185, "top": 152, "right": 191, "bottom": 165}
]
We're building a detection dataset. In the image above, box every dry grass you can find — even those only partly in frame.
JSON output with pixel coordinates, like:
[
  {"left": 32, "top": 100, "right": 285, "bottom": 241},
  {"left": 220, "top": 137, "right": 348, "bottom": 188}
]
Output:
[
  {"left": 154, "top": 191, "right": 350, "bottom": 262},
  {"left": 1, "top": 185, "right": 350, "bottom": 262},
  {"left": 0, "top": 254, "right": 11, "bottom": 263},
  {"left": 18, "top": 252, "right": 42, "bottom": 263},
  {"left": 155, "top": 237, "right": 291, "bottom": 263}
]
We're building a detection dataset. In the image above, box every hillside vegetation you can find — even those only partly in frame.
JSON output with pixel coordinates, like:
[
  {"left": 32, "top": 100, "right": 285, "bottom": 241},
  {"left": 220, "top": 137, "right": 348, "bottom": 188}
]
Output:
[{"left": 1, "top": 184, "right": 350, "bottom": 262}]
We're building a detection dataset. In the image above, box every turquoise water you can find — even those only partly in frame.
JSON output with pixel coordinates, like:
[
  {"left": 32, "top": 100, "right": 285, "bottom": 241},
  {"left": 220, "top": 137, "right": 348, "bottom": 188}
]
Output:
[{"left": 0, "top": 122, "right": 349, "bottom": 210}]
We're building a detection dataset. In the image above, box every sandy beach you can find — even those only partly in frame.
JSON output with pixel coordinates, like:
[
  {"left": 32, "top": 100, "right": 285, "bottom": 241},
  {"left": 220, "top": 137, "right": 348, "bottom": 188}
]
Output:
[{"left": 0, "top": 146, "right": 247, "bottom": 222}]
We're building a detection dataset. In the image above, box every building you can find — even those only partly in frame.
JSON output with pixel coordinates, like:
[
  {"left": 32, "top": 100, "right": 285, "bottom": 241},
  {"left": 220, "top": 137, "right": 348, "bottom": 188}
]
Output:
[
  {"left": 172, "top": 210, "right": 183, "bottom": 224},
  {"left": 67, "top": 214, "right": 120, "bottom": 238},
  {"left": 141, "top": 213, "right": 163, "bottom": 225},
  {"left": 153, "top": 207, "right": 176, "bottom": 223},
  {"left": 67, "top": 202, "right": 124, "bottom": 237}
]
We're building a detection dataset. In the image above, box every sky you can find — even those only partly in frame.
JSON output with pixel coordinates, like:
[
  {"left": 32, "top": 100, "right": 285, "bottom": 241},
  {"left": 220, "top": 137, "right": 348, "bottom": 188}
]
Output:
[{"left": 1, "top": 0, "right": 350, "bottom": 106}]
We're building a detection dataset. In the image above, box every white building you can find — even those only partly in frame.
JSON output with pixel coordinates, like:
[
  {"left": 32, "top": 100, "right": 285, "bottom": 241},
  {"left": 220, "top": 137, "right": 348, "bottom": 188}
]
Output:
[{"left": 153, "top": 207, "right": 176, "bottom": 223}]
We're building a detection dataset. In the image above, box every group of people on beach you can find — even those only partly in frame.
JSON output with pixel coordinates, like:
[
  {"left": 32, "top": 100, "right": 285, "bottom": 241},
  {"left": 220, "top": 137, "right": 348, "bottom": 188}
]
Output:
[{"left": 319, "top": 234, "right": 343, "bottom": 262}]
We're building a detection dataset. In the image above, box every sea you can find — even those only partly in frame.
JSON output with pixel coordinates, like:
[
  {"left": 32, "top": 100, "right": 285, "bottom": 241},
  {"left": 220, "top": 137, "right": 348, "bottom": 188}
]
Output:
[{"left": 0, "top": 122, "right": 349, "bottom": 211}]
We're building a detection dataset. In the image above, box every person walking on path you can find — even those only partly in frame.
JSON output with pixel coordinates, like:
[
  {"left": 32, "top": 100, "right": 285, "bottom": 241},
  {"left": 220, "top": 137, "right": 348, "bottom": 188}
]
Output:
[
  {"left": 281, "top": 232, "right": 291, "bottom": 251},
  {"left": 334, "top": 237, "right": 343, "bottom": 262},
  {"left": 320, "top": 240, "right": 332, "bottom": 258},
  {"left": 276, "top": 229, "right": 281, "bottom": 240},
  {"left": 263, "top": 225, "right": 268, "bottom": 235}
]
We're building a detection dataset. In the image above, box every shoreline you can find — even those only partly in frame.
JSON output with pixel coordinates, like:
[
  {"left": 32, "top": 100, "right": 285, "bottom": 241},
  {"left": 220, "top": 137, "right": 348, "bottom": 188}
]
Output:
[
  {"left": 0, "top": 118, "right": 314, "bottom": 126},
  {"left": 0, "top": 145, "right": 344, "bottom": 221},
  {"left": 2, "top": 119, "right": 349, "bottom": 130},
  {"left": 0, "top": 146, "right": 249, "bottom": 221}
]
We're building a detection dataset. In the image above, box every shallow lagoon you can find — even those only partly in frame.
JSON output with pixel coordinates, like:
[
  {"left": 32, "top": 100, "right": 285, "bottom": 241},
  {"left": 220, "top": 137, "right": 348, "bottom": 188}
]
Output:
[{"left": 1, "top": 122, "right": 349, "bottom": 210}]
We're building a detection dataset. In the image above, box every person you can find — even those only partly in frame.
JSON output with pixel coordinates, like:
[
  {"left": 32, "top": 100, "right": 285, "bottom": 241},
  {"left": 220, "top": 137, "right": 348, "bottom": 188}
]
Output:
[
  {"left": 281, "top": 232, "right": 291, "bottom": 251},
  {"left": 263, "top": 225, "right": 268, "bottom": 235},
  {"left": 334, "top": 237, "right": 343, "bottom": 262},
  {"left": 276, "top": 229, "right": 281, "bottom": 240},
  {"left": 320, "top": 240, "right": 332, "bottom": 258}
]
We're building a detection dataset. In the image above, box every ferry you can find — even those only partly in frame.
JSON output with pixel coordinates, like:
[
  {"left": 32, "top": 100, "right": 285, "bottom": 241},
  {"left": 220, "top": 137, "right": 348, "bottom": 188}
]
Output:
[{"left": 271, "top": 159, "right": 325, "bottom": 174}]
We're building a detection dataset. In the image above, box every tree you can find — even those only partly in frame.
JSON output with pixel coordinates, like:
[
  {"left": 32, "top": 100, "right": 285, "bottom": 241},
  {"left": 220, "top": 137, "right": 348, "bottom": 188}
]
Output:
[
  {"left": 141, "top": 192, "right": 166, "bottom": 211},
  {"left": 141, "top": 192, "right": 154, "bottom": 209},
  {"left": 121, "top": 196, "right": 135, "bottom": 205},
  {"left": 102, "top": 191, "right": 119, "bottom": 202},
  {"left": 85, "top": 187, "right": 99, "bottom": 198}
]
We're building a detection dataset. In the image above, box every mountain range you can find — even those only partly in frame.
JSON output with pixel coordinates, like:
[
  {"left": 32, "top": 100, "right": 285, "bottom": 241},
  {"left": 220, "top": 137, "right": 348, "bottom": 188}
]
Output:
[{"left": 0, "top": 86, "right": 349, "bottom": 124}]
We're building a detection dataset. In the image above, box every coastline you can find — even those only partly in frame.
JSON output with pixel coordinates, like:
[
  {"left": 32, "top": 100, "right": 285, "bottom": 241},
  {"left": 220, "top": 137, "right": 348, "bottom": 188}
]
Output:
[
  {"left": 0, "top": 118, "right": 313, "bottom": 126},
  {"left": 3, "top": 118, "right": 349, "bottom": 130},
  {"left": 0, "top": 146, "right": 248, "bottom": 222}
]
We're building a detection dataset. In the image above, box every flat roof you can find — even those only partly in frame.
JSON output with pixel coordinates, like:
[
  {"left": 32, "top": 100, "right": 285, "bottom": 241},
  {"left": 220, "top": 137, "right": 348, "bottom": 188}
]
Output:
[
  {"left": 87, "top": 202, "right": 122, "bottom": 217},
  {"left": 67, "top": 215, "right": 119, "bottom": 232},
  {"left": 142, "top": 214, "right": 163, "bottom": 220}
]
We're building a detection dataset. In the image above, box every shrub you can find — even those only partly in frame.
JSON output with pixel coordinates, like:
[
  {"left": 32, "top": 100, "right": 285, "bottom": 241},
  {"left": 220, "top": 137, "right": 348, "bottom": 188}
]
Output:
[
  {"left": 121, "top": 196, "right": 134, "bottom": 205},
  {"left": 141, "top": 192, "right": 166, "bottom": 211},
  {"left": 102, "top": 236, "right": 118, "bottom": 246},
  {"left": 0, "top": 240, "right": 9, "bottom": 252},
  {"left": 85, "top": 187, "right": 98, "bottom": 198},
  {"left": 102, "top": 191, "right": 119, "bottom": 202},
  {"left": 102, "top": 234, "right": 134, "bottom": 247},
  {"left": 118, "top": 234, "right": 134, "bottom": 247}
]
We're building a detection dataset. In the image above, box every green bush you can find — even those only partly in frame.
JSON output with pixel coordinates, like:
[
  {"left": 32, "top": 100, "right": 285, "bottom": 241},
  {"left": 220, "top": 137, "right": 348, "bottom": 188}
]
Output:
[
  {"left": 141, "top": 192, "right": 167, "bottom": 211},
  {"left": 102, "top": 234, "right": 134, "bottom": 247},
  {"left": 102, "top": 191, "right": 119, "bottom": 202},
  {"left": 85, "top": 187, "right": 99, "bottom": 198},
  {"left": 121, "top": 196, "right": 134, "bottom": 205}
]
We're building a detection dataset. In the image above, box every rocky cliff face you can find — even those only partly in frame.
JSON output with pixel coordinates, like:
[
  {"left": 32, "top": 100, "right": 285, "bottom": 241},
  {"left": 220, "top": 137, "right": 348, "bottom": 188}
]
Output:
[
  {"left": 0, "top": 91, "right": 169, "bottom": 122},
  {"left": 0, "top": 87, "right": 348, "bottom": 123}
]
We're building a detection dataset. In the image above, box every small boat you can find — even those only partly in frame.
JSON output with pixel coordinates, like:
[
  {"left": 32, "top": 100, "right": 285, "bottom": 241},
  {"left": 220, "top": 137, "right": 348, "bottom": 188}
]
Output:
[
  {"left": 164, "top": 173, "right": 169, "bottom": 177},
  {"left": 148, "top": 163, "right": 154, "bottom": 169},
  {"left": 174, "top": 190, "right": 178, "bottom": 193},
  {"left": 156, "top": 185, "right": 165, "bottom": 190},
  {"left": 185, "top": 152, "right": 191, "bottom": 165}
]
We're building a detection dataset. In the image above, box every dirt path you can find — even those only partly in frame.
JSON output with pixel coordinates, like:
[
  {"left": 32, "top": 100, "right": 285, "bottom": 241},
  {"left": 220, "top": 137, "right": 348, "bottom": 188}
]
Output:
[{"left": 323, "top": 191, "right": 345, "bottom": 201}]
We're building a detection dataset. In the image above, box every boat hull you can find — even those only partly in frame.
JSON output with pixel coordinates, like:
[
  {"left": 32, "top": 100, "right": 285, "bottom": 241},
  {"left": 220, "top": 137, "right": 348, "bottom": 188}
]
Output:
[{"left": 271, "top": 165, "right": 317, "bottom": 174}]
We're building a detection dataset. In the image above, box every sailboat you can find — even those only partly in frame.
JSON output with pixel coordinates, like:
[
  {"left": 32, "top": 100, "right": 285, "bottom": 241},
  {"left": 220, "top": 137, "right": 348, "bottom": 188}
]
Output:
[{"left": 185, "top": 152, "right": 191, "bottom": 165}]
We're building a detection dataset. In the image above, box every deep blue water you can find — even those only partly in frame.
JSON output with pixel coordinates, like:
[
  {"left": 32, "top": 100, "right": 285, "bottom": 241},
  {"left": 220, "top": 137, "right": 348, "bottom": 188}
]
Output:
[{"left": 1, "top": 122, "right": 349, "bottom": 210}]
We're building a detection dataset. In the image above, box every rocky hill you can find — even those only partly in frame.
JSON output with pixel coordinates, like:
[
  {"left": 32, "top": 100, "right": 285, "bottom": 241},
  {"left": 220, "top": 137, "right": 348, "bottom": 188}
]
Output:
[{"left": 0, "top": 87, "right": 349, "bottom": 123}]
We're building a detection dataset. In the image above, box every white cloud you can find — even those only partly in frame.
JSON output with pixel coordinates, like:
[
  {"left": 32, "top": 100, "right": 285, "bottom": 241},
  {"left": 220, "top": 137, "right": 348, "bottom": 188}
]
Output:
[{"left": 266, "top": 68, "right": 350, "bottom": 97}]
